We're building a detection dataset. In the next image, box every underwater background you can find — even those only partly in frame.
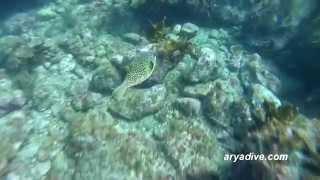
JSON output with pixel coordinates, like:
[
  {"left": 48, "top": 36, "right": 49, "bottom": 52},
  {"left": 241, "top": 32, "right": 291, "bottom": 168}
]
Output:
[{"left": 0, "top": 0, "right": 320, "bottom": 179}]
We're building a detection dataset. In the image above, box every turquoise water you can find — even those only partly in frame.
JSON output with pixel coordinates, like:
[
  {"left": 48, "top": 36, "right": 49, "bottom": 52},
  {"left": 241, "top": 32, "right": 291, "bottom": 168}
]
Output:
[{"left": 0, "top": 0, "right": 319, "bottom": 179}]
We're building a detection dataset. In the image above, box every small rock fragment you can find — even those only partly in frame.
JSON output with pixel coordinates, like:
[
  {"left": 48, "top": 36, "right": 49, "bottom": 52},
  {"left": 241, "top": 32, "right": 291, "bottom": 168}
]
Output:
[
  {"left": 181, "top": 23, "right": 199, "bottom": 38},
  {"left": 122, "top": 33, "right": 148, "bottom": 45},
  {"left": 174, "top": 97, "right": 202, "bottom": 117}
]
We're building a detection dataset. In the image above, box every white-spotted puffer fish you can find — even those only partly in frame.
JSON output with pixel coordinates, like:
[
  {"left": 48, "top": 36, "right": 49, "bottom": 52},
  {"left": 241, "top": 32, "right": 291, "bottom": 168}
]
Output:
[{"left": 111, "top": 52, "right": 156, "bottom": 99}]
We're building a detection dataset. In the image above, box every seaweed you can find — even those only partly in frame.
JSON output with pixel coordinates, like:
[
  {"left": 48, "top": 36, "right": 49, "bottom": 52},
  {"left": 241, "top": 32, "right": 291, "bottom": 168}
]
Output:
[
  {"left": 147, "top": 17, "right": 199, "bottom": 63},
  {"left": 237, "top": 100, "right": 320, "bottom": 177},
  {"left": 147, "top": 16, "right": 170, "bottom": 43}
]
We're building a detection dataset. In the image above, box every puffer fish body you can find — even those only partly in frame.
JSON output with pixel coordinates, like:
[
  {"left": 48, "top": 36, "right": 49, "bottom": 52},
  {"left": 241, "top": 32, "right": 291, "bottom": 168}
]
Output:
[{"left": 112, "top": 53, "right": 156, "bottom": 99}]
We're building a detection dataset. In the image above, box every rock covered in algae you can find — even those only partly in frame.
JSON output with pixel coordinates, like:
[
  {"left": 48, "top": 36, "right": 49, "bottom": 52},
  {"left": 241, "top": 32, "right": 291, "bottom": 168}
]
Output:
[
  {"left": 251, "top": 83, "right": 282, "bottom": 108},
  {"left": 154, "top": 103, "right": 226, "bottom": 178},
  {"left": 240, "top": 53, "right": 281, "bottom": 93},
  {"left": 122, "top": 32, "right": 148, "bottom": 45},
  {"left": 0, "top": 110, "right": 29, "bottom": 178},
  {"left": 0, "top": 71, "right": 27, "bottom": 118},
  {"left": 89, "top": 61, "right": 122, "bottom": 94},
  {"left": 187, "top": 47, "right": 229, "bottom": 83},
  {"left": 109, "top": 84, "right": 167, "bottom": 120},
  {"left": 0, "top": 35, "right": 36, "bottom": 71},
  {"left": 204, "top": 78, "right": 243, "bottom": 127},
  {"left": 72, "top": 132, "right": 176, "bottom": 180},
  {"left": 173, "top": 97, "right": 202, "bottom": 117},
  {"left": 65, "top": 108, "right": 176, "bottom": 180},
  {"left": 180, "top": 22, "right": 199, "bottom": 39}
]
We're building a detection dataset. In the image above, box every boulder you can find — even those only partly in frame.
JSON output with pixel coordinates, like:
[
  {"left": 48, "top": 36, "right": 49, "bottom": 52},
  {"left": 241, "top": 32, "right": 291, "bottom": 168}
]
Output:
[{"left": 108, "top": 84, "right": 167, "bottom": 120}]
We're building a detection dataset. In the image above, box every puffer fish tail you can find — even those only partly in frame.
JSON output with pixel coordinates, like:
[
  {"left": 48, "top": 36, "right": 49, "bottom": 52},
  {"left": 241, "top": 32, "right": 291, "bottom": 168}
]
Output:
[{"left": 111, "top": 82, "right": 128, "bottom": 100}]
